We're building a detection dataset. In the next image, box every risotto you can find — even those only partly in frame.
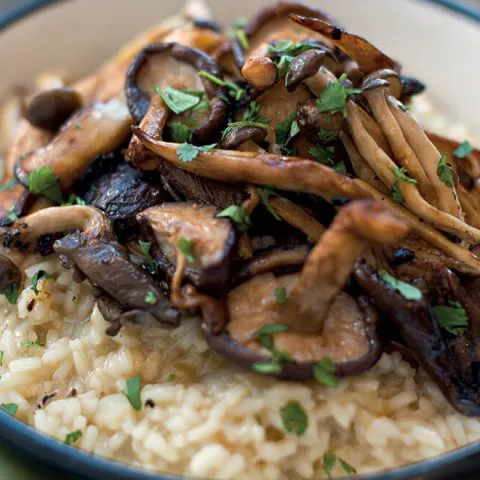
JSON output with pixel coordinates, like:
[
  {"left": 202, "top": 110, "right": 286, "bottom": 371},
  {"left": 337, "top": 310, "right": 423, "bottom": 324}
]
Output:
[{"left": 0, "top": 1, "right": 480, "bottom": 479}]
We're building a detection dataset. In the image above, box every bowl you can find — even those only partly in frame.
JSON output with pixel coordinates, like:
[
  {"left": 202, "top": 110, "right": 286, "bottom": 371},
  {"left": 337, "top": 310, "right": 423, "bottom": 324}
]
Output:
[{"left": 0, "top": 1, "right": 479, "bottom": 479}]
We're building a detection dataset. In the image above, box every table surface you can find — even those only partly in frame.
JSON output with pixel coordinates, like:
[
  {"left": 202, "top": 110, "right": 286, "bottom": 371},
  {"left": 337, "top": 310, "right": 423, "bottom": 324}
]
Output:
[{"left": 0, "top": 0, "right": 479, "bottom": 479}]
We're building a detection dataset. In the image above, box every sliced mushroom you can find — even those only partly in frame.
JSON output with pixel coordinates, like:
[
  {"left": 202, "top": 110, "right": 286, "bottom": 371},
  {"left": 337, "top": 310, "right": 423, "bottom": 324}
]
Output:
[
  {"left": 290, "top": 15, "right": 400, "bottom": 74},
  {"left": 205, "top": 200, "right": 408, "bottom": 378},
  {"left": 16, "top": 99, "right": 132, "bottom": 190},
  {"left": 125, "top": 42, "right": 228, "bottom": 144},
  {"left": 25, "top": 87, "right": 83, "bottom": 132},
  {"left": 137, "top": 202, "right": 236, "bottom": 292},
  {"left": 220, "top": 126, "right": 268, "bottom": 150},
  {"left": 1, "top": 206, "right": 179, "bottom": 328},
  {"left": 297, "top": 99, "right": 344, "bottom": 144}
]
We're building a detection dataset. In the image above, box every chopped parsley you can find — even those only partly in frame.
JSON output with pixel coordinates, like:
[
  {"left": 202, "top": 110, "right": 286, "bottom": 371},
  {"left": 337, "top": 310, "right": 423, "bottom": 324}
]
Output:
[
  {"left": 139, "top": 240, "right": 157, "bottom": 274},
  {"left": 28, "top": 166, "right": 64, "bottom": 204},
  {"left": 317, "top": 129, "right": 338, "bottom": 143},
  {"left": 323, "top": 451, "right": 357, "bottom": 477},
  {"left": 177, "top": 237, "right": 195, "bottom": 263},
  {"left": 144, "top": 291, "right": 157, "bottom": 305},
  {"left": 378, "top": 269, "right": 422, "bottom": 301},
  {"left": 433, "top": 301, "right": 468, "bottom": 336},
  {"left": 251, "top": 357, "right": 283, "bottom": 375},
  {"left": 166, "top": 373, "right": 176, "bottom": 383},
  {"left": 216, "top": 205, "right": 251, "bottom": 232},
  {"left": 453, "top": 140, "right": 474, "bottom": 159},
  {"left": 0, "top": 351, "right": 3, "bottom": 366},
  {"left": 309, "top": 145, "right": 335, "bottom": 166},
  {"left": 242, "top": 101, "right": 263, "bottom": 123},
  {"left": 169, "top": 122, "right": 192, "bottom": 143},
  {"left": 31, "top": 270, "right": 49, "bottom": 295},
  {"left": 398, "top": 102, "right": 410, "bottom": 112},
  {"left": 255, "top": 324, "right": 289, "bottom": 350},
  {"left": 313, "top": 357, "right": 338, "bottom": 388},
  {"left": 316, "top": 74, "right": 362, "bottom": 117},
  {"left": 122, "top": 375, "right": 142, "bottom": 411},
  {"left": 7, "top": 206, "right": 18, "bottom": 222},
  {"left": 280, "top": 400, "right": 308, "bottom": 436},
  {"left": 22, "top": 337, "right": 41, "bottom": 348},
  {"left": 276, "top": 112, "right": 300, "bottom": 154},
  {"left": 65, "top": 430, "right": 82, "bottom": 445},
  {"left": 274, "top": 287, "right": 287, "bottom": 305},
  {"left": 63, "top": 194, "right": 86, "bottom": 206},
  {"left": 3, "top": 283, "right": 18, "bottom": 305},
  {"left": 391, "top": 167, "right": 417, "bottom": 204},
  {"left": 437, "top": 153, "right": 454, "bottom": 188},
  {"left": 252, "top": 323, "right": 291, "bottom": 375},
  {"left": 198, "top": 70, "right": 245, "bottom": 101},
  {"left": 176, "top": 142, "right": 217, "bottom": 162},
  {"left": 254, "top": 414, "right": 263, "bottom": 426},
  {"left": 153, "top": 86, "right": 202, "bottom": 114},
  {"left": 0, "top": 403, "right": 18, "bottom": 416},
  {"left": 0, "top": 178, "right": 18, "bottom": 193},
  {"left": 257, "top": 187, "right": 282, "bottom": 221},
  {"left": 228, "top": 17, "right": 249, "bottom": 49}
]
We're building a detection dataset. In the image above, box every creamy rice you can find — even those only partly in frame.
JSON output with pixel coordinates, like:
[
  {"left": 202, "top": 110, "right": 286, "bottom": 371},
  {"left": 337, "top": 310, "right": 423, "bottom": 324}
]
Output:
[{"left": 0, "top": 97, "right": 479, "bottom": 479}]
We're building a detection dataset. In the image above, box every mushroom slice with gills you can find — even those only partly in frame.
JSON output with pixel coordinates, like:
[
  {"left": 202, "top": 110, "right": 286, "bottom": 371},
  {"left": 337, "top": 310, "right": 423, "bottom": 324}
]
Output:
[
  {"left": 205, "top": 200, "right": 409, "bottom": 378},
  {"left": 125, "top": 42, "right": 228, "bottom": 144},
  {"left": 355, "top": 260, "right": 480, "bottom": 416},
  {"left": 25, "top": 87, "right": 83, "bottom": 132},
  {"left": 137, "top": 203, "right": 236, "bottom": 293},
  {"left": 0, "top": 206, "right": 179, "bottom": 328},
  {"left": 290, "top": 15, "right": 401, "bottom": 74},
  {"left": 16, "top": 99, "right": 132, "bottom": 191}
]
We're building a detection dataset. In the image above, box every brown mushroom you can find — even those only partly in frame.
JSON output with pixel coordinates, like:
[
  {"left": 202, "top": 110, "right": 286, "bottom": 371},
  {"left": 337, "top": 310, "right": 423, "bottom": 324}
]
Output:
[
  {"left": 25, "top": 87, "right": 83, "bottom": 132},
  {"left": 297, "top": 99, "right": 344, "bottom": 144},
  {"left": 0, "top": 253, "right": 21, "bottom": 294}
]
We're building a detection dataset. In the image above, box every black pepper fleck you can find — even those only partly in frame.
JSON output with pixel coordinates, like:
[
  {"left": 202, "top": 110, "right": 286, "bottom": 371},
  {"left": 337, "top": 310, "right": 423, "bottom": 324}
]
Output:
[
  {"left": 145, "top": 399, "right": 155, "bottom": 408},
  {"left": 332, "top": 27, "right": 343, "bottom": 40}
]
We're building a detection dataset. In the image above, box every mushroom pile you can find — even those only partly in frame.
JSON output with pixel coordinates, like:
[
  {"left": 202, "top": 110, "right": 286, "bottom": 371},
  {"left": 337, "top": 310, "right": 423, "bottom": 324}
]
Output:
[{"left": 1, "top": 0, "right": 480, "bottom": 415}]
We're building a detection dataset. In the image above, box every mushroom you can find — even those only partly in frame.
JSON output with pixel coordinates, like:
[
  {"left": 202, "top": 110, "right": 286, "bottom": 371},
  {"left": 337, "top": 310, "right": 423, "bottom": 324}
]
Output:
[
  {"left": 0, "top": 253, "right": 21, "bottom": 294},
  {"left": 205, "top": 200, "right": 408, "bottom": 378},
  {"left": 25, "top": 87, "right": 83, "bottom": 132},
  {"left": 220, "top": 125, "right": 268, "bottom": 150},
  {"left": 0, "top": 206, "right": 179, "bottom": 328},
  {"left": 125, "top": 42, "right": 228, "bottom": 144},
  {"left": 137, "top": 202, "right": 236, "bottom": 292},
  {"left": 297, "top": 99, "right": 344, "bottom": 144}
]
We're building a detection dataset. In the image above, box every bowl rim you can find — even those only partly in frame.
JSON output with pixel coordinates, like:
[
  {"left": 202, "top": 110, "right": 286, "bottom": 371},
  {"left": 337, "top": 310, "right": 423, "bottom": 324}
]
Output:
[{"left": 1, "top": 1, "right": 480, "bottom": 480}]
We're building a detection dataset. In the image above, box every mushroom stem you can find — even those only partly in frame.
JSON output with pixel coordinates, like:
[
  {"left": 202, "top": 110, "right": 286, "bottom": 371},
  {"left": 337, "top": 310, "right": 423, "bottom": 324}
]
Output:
[{"left": 279, "top": 200, "right": 409, "bottom": 333}]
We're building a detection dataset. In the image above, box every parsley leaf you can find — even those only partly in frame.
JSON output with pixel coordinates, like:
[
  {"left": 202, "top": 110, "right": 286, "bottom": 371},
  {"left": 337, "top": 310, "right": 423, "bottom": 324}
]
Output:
[
  {"left": 437, "top": 153, "right": 454, "bottom": 188},
  {"left": 254, "top": 414, "right": 263, "bottom": 426},
  {"left": 122, "top": 375, "right": 142, "bottom": 411},
  {"left": 31, "top": 270, "right": 49, "bottom": 295},
  {"left": 228, "top": 17, "right": 249, "bottom": 49},
  {"left": 398, "top": 102, "right": 410, "bottom": 112},
  {"left": 339, "top": 458, "right": 357, "bottom": 474},
  {"left": 242, "top": 101, "right": 261, "bottom": 122},
  {"left": 7, "top": 206, "right": 18, "bottom": 222},
  {"left": 176, "top": 142, "right": 217, "bottom": 162},
  {"left": 216, "top": 205, "right": 251, "bottom": 232},
  {"left": 280, "top": 400, "right": 308, "bottom": 436},
  {"left": 138, "top": 240, "right": 158, "bottom": 274},
  {"left": 63, "top": 194, "right": 86, "bottom": 206},
  {"left": 255, "top": 324, "right": 288, "bottom": 350},
  {"left": 153, "top": 86, "right": 201, "bottom": 114},
  {"left": 65, "top": 430, "right": 82, "bottom": 445},
  {"left": 0, "top": 351, "right": 3, "bottom": 367},
  {"left": 276, "top": 112, "right": 299, "bottom": 150},
  {"left": 3, "top": 283, "right": 18, "bottom": 305},
  {"left": 198, "top": 71, "right": 245, "bottom": 101},
  {"left": 251, "top": 357, "right": 283, "bottom": 374},
  {"left": 28, "top": 166, "right": 64, "bottom": 204},
  {"left": 313, "top": 357, "right": 338, "bottom": 388},
  {"left": 22, "top": 337, "right": 41, "bottom": 348},
  {"left": 274, "top": 287, "right": 287, "bottom": 305},
  {"left": 433, "top": 301, "right": 468, "bottom": 336},
  {"left": 144, "top": 291, "right": 157, "bottom": 305},
  {"left": 317, "top": 130, "right": 338, "bottom": 143},
  {"left": 267, "top": 40, "right": 318, "bottom": 56},
  {"left": 177, "top": 237, "right": 195, "bottom": 263},
  {"left": 391, "top": 181, "right": 405, "bottom": 204},
  {"left": 0, "top": 178, "right": 18, "bottom": 193},
  {"left": 257, "top": 187, "right": 282, "bottom": 221},
  {"left": 169, "top": 122, "right": 192, "bottom": 143},
  {"left": 0, "top": 403, "right": 18, "bottom": 416},
  {"left": 309, "top": 145, "right": 335, "bottom": 166},
  {"left": 378, "top": 269, "right": 422, "bottom": 301},
  {"left": 316, "top": 74, "right": 362, "bottom": 116},
  {"left": 166, "top": 373, "right": 176, "bottom": 383},
  {"left": 453, "top": 140, "right": 474, "bottom": 159},
  {"left": 323, "top": 451, "right": 337, "bottom": 477},
  {"left": 391, "top": 167, "right": 417, "bottom": 204}
]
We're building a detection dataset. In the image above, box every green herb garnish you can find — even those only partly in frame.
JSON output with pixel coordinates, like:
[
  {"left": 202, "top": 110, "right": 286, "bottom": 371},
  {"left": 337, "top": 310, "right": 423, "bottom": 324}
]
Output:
[
  {"left": 0, "top": 351, "right": 3, "bottom": 367},
  {"left": 198, "top": 71, "right": 245, "bottom": 101},
  {"left": 176, "top": 142, "right": 217, "bottom": 162},
  {"left": 216, "top": 205, "right": 251, "bottom": 232},
  {"left": 0, "top": 403, "right": 18, "bottom": 416},
  {"left": 453, "top": 140, "right": 474, "bottom": 159},
  {"left": 153, "top": 86, "right": 201, "bottom": 114},
  {"left": 274, "top": 287, "right": 287, "bottom": 305},
  {"left": 398, "top": 102, "right": 410, "bottom": 112},
  {"left": 139, "top": 240, "right": 157, "bottom": 274},
  {"left": 317, "top": 130, "right": 338, "bottom": 142},
  {"left": 252, "top": 357, "right": 283, "bottom": 374},
  {"left": 166, "top": 373, "right": 176, "bottom": 383},
  {"left": 257, "top": 187, "right": 281, "bottom": 221},
  {"left": 433, "top": 301, "right": 468, "bottom": 336},
  {"left": 437, "top": 152, "right": 454, "bottom": 188},
  {"left": 313, "top": 358, "right": 338, "bottom": 388},
  {"left": 255, "top": 324, "right": 289, "bottom": 350},
  {"left": 63, "top": 194, "right": 86, "bottom": 206},
  {"left": 65, "top": 430, "right": 82, "bottom": 445},
  {"left": 22, "top": 337, "right": 41, "bottom": 348},
  {"left": 177, "top": 237, "right": 195, "bottom": 263},
  {"left": 276, "top": 112, "right": 300, "bottom": 153},
  {"left": 391, "top": 167, "right": 417, "bottom": 204},
  {"left": 122, "top": 375, "right": 142, "bottom": 411},
  {"left": 169, "top": 122, "right": 192, "bottom": 143},
  {"left": 378, "top": 269, "right": 422, "bottom": 301},
  {"left": 254, "top": 414, "right": 263, "bottom": 426},
  {"left": 309, "top": 145, "right": 335, "bottom": 166},
  {"left": 323, "top": 451, "right": 357, "bottom": 477},
  {"left": 7, "top": 206, "right": 18, "bottom": 222},
  {"left": 144, "top": 291, "right": 157, "bottom": 305},
  {"left": 3, "top": 283, "right": 18, "bottom": 305},
  {"left": 31, "top": 270, "right": 49, "bottom": 295},
  {"left": 280, "top": 400, "right": 308, "bottom": 436},
  {"left": 28, "top": 166, "right": 64, "bottom": 204},
  {"left": 316, "top": 74, "right": 362, "bottom": 117}
]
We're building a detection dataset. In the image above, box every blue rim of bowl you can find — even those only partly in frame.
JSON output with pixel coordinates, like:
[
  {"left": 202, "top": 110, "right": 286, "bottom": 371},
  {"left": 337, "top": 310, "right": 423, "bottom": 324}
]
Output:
[{"left": 0, "top": 0, "right": 480, "bottom": 480}]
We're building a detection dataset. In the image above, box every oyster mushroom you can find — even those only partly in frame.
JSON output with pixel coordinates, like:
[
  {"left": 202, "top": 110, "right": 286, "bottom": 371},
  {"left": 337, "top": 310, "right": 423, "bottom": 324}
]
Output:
[
  {"left": 137, "top": 202, "right": 236, "bottom": 292},
  {"left": 1, "top": 206, "right": 179, "bottom": 328},
  {"left": 25, "top": 87, "right": 83, "bottom": 132},
  {"left": 125, "top": 42, "right": 228, "bottom": 144},
  {"left": 205, "top": 200, "right": 409, "bottom": 379}
]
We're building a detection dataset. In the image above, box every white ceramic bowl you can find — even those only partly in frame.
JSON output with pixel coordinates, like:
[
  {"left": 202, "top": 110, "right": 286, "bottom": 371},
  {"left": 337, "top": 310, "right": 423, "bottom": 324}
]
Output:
[{"left": 0, "top": 1, "right": 479, "bottom": 479}]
